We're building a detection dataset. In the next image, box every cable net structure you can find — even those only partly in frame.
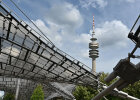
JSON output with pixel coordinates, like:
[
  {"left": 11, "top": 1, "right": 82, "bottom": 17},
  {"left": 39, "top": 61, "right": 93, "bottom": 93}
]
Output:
[
  {"left": 0, "top": 2, "right": 98, "bottom": 85},
  {"left": 0, "top": 1, "right": 99, "bottom": 99}
]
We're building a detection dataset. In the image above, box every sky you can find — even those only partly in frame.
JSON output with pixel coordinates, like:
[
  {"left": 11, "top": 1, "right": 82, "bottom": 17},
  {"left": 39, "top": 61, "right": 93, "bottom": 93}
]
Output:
[
  {"left": 2, "top": 0, "right": 140, "bottom": 73},
  {"left": 0, "top": 0, "right": 139, "bottom": 97}
]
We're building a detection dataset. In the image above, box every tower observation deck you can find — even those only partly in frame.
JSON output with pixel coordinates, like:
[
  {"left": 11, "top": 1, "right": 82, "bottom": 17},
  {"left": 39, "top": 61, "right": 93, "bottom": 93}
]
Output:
[{"left": 89, "top": 16, "right": 99, "bottom": 74}]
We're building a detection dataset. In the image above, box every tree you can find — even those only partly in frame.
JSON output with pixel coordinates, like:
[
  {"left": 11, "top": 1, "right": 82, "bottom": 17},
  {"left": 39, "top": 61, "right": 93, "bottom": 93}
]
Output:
[
  {"left": 73, "top": 72, "right": 140, "bottom": 100},
  {"left": 100, "top": 72, "right": 140, "bottom": 99},
  {"left": 31, "top": 84, "right": 44, "bottom": 100},
  {"left": 123, "top": 80, "right": 140, "bottom": 99},
  {"left": 73, "top": 85, "right": 95, "bottom": 100},
  {"left": 3, "top": 93, "right": 15, "bottom": 100},
  {"left": 99, "top": 72, "right": 118, "bottom": 85},
  {"left": 73, "top": 72, "right": 123, "bottom": 100},
  {"left": 99, "top": 72, "right": 123, "bottom": 100},
  {"left": 0, "top": 97, "right": 2, "bottom": 100}
]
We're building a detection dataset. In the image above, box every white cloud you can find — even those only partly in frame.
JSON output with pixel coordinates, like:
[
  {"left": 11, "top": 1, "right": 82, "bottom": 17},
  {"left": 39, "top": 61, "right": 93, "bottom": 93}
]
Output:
[
  {"left": 26, "top": 19, "right": 63, "bottom": 47},
  {"left": 80, "top": 49, "right": 89, "bottom": 59},
  {"left": 124, "top": 0, "right": 136, "bottom": 3},
  {"left": 73, "top": 20, "right": 129, "bottom": 48},
  {"left": 25, "top": 2, "right": 84, "bottom": 48},
  {"left": 95, "top": 20, "right": 129, "bottom": 48},
  {"left": 45, "top": 2, "right": 83, "bottom": 34},
  {"left": 79, "top": 0, "right": 108, "bottom": 9},
  {"left": 72, "top": 20, "right": 129, "bottom": 62},
  {"left": 117, "top": 0, "right": 136, "bottom": 3},
  {"left": 74, "top": 33, "right": 91, "bottom": 44},
  {"left": 22, "top": 1, "right": 86, "bottom": 61}
]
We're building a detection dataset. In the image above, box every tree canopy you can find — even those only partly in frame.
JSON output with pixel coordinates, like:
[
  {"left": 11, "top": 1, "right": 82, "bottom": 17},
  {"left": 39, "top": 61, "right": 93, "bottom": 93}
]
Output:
[
  {"left": 73, "top": 85, "right": 96, "bottom": 100},
  {"left": 3, "top": 93, "right": 15, "bottom": 100},
  {"left": 31, "top": 84, "right": 44, "bottom": 100},
  {"left": 73, "top": 72, "right": 140, "bottom": 100}
]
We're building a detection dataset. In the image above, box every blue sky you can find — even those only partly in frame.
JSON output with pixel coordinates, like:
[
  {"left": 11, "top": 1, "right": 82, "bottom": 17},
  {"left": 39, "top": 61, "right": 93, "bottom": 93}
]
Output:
[{"left": 3, "top": 0, "right": 140, "bottom": 73}]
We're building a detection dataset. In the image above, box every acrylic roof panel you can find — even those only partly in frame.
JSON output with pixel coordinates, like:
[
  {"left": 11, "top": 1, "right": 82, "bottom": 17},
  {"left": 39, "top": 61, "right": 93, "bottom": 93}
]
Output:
[{"left": 0, "top": 4, "right": 98, "bottom": 87}]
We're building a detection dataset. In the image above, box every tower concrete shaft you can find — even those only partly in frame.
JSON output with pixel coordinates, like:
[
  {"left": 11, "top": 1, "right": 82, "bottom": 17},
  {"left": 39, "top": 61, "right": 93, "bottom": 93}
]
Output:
[
  {"left": 92, "top": 59, "right": 96, "bottom": 73},
  {"left": 89, "top": 16, "right": 99, "bottom": 74}
]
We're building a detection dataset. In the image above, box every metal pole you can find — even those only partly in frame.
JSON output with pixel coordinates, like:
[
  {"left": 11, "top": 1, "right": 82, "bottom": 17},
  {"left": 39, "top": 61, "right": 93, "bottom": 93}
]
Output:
[
  {"left": 92, "top": 78, "right": 124, "bottom": 100},
  {"left": 15, "top": 78, "right": 20, "bottom": 100},
  {"left": 97, "top": 90, "right": 108, "bottom": 100},
  {"left": 104, "top": 72, "right": 117, "bottom": 83}
]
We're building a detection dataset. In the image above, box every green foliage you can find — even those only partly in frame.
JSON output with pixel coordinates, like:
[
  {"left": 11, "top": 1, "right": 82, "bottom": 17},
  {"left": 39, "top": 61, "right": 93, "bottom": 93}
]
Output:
[
  {"left": 3, "top": 93, "right": 15, "bottom": 100},
  {"left": 73, "top": 85, "right": 95, "bottom": 100},
  {"left": 123, "top": 80, "right": 140, "bottom": 99},
  {"left": 31, "top": 84, "right": 44, "bottom": 100},
  {"left": 99, "top": 72, "right": 117, "bottom": 85},
  {"left": 99, "top": 72, "right": 123, "bottom": 100},
  {"left": 100, "top": 72, "right": 140, "bottom": 99},
  {"left": 73, "top": 72, "right": 124, "bottom": 100}
]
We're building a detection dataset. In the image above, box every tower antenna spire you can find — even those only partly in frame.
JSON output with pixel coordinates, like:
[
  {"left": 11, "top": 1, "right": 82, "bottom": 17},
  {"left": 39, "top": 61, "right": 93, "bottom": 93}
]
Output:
[
  {"left": 93, "top": 16, "right": 95, "bottom": 33},
  {"left": 89, "top": 15, "right": 99, "bottom": 74}
]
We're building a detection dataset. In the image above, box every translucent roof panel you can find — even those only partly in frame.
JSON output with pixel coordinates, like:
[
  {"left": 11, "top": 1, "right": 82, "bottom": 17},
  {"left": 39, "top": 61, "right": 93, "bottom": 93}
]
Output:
[{"left": 0, "top": 4, "right": 98, "bottom": 87}]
